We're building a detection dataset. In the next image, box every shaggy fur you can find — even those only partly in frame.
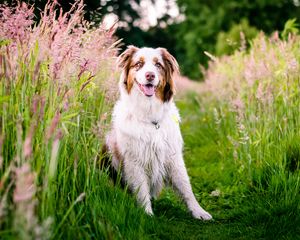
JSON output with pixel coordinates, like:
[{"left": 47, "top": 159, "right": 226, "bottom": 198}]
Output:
[{"left": 105, "top": 46, "right": 212, "bottom": 220}]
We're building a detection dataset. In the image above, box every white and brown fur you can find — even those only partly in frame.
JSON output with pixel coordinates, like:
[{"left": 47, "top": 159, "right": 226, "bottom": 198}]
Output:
[{"left": 104, "top": 46, "right": 212, "bottom": 220}]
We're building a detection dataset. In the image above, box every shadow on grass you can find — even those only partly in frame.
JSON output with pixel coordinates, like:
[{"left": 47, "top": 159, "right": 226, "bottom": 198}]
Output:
[
  {"left": 146, "top": 192, "right": 300, "bottom": 240},
  {"left": 149, "top": 197, "right": 250, "bottom": 240}
]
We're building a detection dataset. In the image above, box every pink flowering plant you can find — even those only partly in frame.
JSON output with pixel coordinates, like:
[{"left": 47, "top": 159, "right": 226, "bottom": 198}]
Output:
[
  {"left": 0, "top": 1, "right": 123, "bottom": 238},
  {"left": 196, "top": 28, "right": 300, "bottom": 226}
]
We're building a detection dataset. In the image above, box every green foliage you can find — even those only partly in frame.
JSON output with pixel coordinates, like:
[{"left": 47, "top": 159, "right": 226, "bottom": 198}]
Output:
[
  {"left": 215, "top": 19, "right": 258, "bottom": 56},
  {"left": 176, "top": 0, "right": 300, "bottom": 79},
  {"left": 281, "top": 18, "right": 299, "bottom": 40}
]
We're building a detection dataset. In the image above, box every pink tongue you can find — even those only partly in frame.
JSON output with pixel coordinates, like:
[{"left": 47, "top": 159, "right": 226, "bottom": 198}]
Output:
[{"left": 142, "top": 85, "right": 155, "bottom": 96}]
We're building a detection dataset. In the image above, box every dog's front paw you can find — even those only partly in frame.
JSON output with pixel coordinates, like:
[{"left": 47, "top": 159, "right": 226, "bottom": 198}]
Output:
[
  {"left": 145, "top": 205, "right": 154, "bottom": 216},
  {"left": 191, "top": 208, "right": 212, "bottom": 221}
]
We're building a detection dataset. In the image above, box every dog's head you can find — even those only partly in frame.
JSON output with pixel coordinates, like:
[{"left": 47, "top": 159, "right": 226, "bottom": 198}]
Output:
[{"left": 117, "top": 46, "right": 179, "bottom": 102}]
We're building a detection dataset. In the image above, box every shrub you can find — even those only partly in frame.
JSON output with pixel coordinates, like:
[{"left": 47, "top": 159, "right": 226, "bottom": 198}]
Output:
[{"left": 215, "top": 18, "right": 258, "bottom": 56}]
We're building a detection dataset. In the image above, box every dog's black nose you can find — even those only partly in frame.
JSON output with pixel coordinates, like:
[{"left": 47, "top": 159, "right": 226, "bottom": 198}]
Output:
[{"left": 145, "top": 72, "right": 155, "bottom": 81}]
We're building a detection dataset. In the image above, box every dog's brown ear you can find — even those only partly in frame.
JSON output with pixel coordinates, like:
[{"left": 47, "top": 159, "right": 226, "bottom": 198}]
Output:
[
  {"left": 117, "top": 45, "right": 138, "bottom": 69},
  {"left": 117, "top": 45, "right": 139, "bottom": 93},
  {"left": 159, "top": 48, "right": 179, "bottom": 102}
]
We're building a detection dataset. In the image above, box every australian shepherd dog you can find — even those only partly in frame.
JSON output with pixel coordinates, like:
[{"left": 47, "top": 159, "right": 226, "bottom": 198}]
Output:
[{"left": 105, "top": 46, "right": 212, "bottom": 220}]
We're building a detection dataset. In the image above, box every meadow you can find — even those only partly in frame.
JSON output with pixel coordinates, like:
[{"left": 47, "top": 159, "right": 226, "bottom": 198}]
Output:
[{"left": 0, "top": 2, "right": 299, "bottom": 239}]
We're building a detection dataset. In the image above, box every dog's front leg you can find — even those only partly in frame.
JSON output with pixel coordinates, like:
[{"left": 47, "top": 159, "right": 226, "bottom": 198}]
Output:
[
  {"left": 123, "top": 160, "right": 153, "bottom": 215},
  {"left": 168, "top": 155, "right": 212, "bottom": 220}
]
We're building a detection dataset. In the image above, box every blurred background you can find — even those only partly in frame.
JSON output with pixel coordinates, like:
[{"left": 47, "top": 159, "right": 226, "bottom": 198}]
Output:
[{"left": 3, "top": 0, "right": 300, "bottom": 79}]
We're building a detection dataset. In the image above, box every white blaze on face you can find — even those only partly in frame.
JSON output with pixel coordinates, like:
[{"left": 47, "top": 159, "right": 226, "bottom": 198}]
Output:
[{"left": 132, "top": 48, "right": 164, "bottom": 97}]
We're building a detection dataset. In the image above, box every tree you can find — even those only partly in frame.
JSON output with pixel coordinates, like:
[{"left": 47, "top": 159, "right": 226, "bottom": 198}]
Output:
[{"left": 176, "top": 0, "right": 300, "bottom": 79}]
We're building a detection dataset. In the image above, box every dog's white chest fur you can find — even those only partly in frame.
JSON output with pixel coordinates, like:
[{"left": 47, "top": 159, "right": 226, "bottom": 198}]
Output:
[{"left": 112, "top": 91, "right": 182, "bottom": 196}]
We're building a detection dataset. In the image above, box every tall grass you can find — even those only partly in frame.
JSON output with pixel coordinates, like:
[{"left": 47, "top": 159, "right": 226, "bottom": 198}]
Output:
[
  {"left": 0, "top": 1, "right": 131, "bottom": 238},
  {"left": 200, "top": 31, "right": 300, "bottom": 237}
]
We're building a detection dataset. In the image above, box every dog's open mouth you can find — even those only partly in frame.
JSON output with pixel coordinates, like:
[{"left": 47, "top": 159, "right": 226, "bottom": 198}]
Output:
[{"left": 136, "top": 81, "right": 157, "bottom": 97}]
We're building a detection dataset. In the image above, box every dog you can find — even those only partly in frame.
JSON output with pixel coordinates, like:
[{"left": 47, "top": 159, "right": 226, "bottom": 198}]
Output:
[{"left": 104, "top": 46, "right": 212, "bottom": 220}]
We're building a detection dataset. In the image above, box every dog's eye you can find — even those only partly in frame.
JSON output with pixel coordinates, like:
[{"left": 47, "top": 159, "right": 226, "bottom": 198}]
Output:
[
  {"left": 155, "top": 62, "right": 162, "bottom": 69},
  {"left": 135, "top": 61, "right": 143, "bottom": 69}
]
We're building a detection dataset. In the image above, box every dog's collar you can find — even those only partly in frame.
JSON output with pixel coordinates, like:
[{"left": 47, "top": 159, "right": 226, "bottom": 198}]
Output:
[
  {"left": 150, "top": 115, "right": 179, "bottom": 129},
  {"left": 151, "top": 121, "right": 160, "bottom": 129}
]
